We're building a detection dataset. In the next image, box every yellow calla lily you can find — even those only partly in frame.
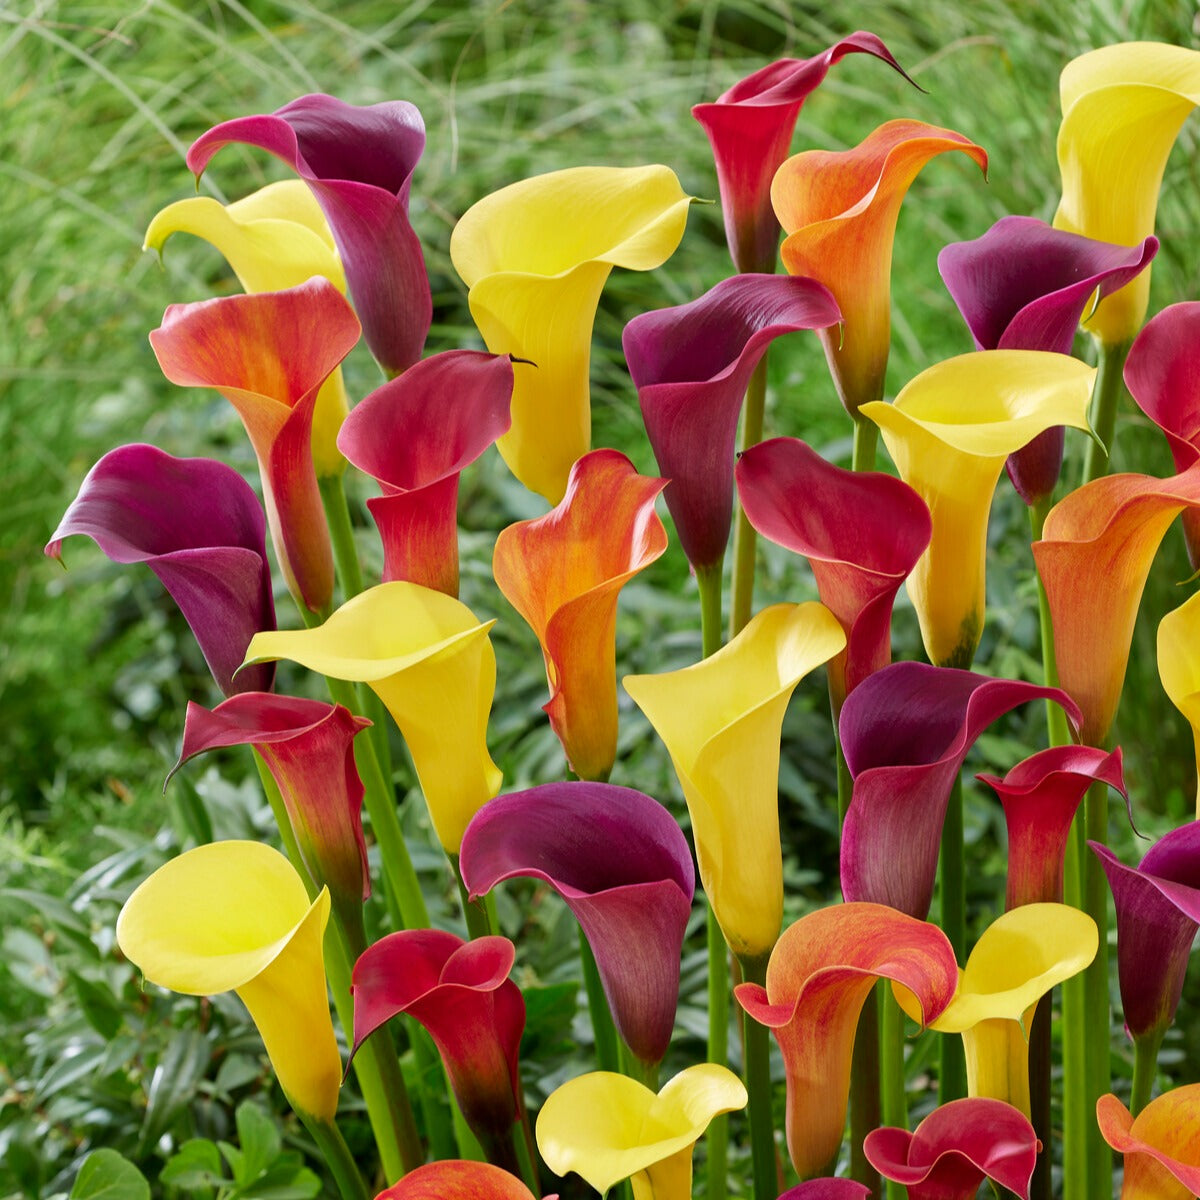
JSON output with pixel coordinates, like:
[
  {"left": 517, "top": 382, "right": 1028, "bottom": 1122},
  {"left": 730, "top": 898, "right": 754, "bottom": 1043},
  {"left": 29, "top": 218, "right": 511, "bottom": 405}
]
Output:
[
  {"left": 450, "top": 165, "right": 691, "bottom": 503},
  {"left": 623, "top": 602, "right": 845, "bottom": 960},
  {"left": 1054, "top": 42, "right": 1200, "bottom": 345},
  {"left": 144, "top": 180, "right": 349, "bottom": 476},
  {"left": 536, "top": 1065, "right": 747, "bottom": 1200},
  {"left": 1157, "top": 591, "right": 1200, "bottom": 816},
  {"left": 861, "top": 350, "right": 1095, "bottom": 668},
  {"left": 898, "top": 903, "right": 1097, "bottom": 1116},
  {"left": 246, "top": 581, "right": 501, "bottom": 853},
  {"left": 115, "top": 840, "right": 340, "bottom": 1122}
]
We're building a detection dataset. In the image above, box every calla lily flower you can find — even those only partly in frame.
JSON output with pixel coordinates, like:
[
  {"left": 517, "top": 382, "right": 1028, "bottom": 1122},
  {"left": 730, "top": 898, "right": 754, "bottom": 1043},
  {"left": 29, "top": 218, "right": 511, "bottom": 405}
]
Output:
[
  {"left": 1158, "top": 592, "right": 1200, "bottom": 812},
  {"left": 187, "top": 93, "right": 430, "bottom": 375},
  {"left": 170, "top": 695, "right": 370, "bottom": 921},
  {"left": 1053, "top": 43, "right": 1200, "bottom": 345},
  {"left": 244, "top": 581, "right": 500, "bottom": 853},
  {"left": 861, "top": 350, "right": 1096, "bottom": 667},
  {"left": 977, "top": 745, "right": 1127, "bottom": 908},
  {"left": 352, "top": 930, "right": 524, "bottom": 1143},
  {"left": 536, "top": 1064, "right": 747, "bottom": 1200},
  {"left": 622, "top": 274, "right": 841, "bottom": 572},
  {"left": 150, "top": 277, "right": 361, "bottom": 614},
  {"left": 1090, "top": 822, "right": 1200, "bottom": 1041},
  {"left": 143, "top": 180, "right": 351, "bottom": 477},
  {"left": 1033, "top": 463, "right": 1200, "bottom": 745},
  {"left": 116, "top": 840, "right": 341, "bottom": 1122},
  {"left": 338, "top": 350, "right": 515, "bottom": 595},
  {"left": 901, "top": 904, "right": 1097, "bottom": 1116},
  {"left": 692, "top": 32, "right": 912, "bottom": 273},
  {"left": 459, "top": 781, "right": 694, "bottom": 1066},
  {"left": 863, "top": 1097, "right": 1040, "bottom": 1200},
  {"left": 374, "top": 1161, "right": 553, "bottom": 1200},
  {"left": 735, "top": 436, "right": 931, "bottom": 710},
  {"left": 777, "top": 1184, "right": 869, "bottom": 1200},
  {"left": 450, "top": 164, "right": 692, "bottom": 502},
  {"left": 493, "top": 449, "right": 667, "bottom": 781},
  {"left": 45, "top": 443, "right": 275, "bottom": 697},
  {"left": 772, "top": 120, "right": 988, "bottom": 416},
  {"left": 1097, "top": 1086, "right": 1200, "bottom": 1200},
  {"left": 734, "top": 902, "right": 958, "bottom": 1180},
  {"left": 1126, "top": 301, "right": 1200, "bottom": 568},
  {"left": 839, "top": 662, "right": 1081, "bottom": 919},
  {"left": 938, "top": 215, "right": 1156, "bottom": 504},
  {"left": 624, "top": 602, "right": 845, "bottom": 961}
]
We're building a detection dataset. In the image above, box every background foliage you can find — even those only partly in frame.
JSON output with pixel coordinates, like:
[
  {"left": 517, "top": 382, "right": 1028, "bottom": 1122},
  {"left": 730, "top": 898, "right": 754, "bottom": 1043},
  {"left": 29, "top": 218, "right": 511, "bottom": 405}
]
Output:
[{"left": 3, "top": 1, "right": 1200, "bottom": 1196}]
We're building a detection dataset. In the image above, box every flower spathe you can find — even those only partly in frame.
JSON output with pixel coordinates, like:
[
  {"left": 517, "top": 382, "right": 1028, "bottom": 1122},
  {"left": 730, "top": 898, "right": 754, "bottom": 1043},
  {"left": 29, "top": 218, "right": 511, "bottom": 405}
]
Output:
[
  {"left": 623, "top": 274, "right": 840, "bottom": 572},
  {"left": 536, "top": 1064, "right": 747, "bottom": 1200},
  {"left": 1054, "top": 42, "right": 1200, "bottom": 345},
  {"left": 459, "top": 781, "right": 694, "bottom": 1065},
  {"left": 735, "top": 435, "right": 930, "bottom": 710},
  {"left": 493, "top": 449, "right": 667, "bottom": 780},
  {"left": 115, "top": 840, "right": 341, "bottom": 1122},
  {"left": 144, "top": 180, "right": 350, "bottom": 476},
  {"left": 45, "top": 443, "right": 275, "bottom": 697},
  {"left": 863, "top": 1097, "right": 1040, "bottom": 1200},
  {"left": 734, "top": 902, "right": 958, "bottom": 1180},
  {"left": 187, "top": 93, "right": 430, "bottom": 374},
  {"left": 861, "top": 350, "right": 1096, "bottom": 667},
  {"left": 244, "top": 581, "right": 501, "bottom": 853},
  {"left": 1158, "top": 592, "right": 1200, "bottom": 813},
  {"left": 374, "top": 1161, "right": 554, "bottom": 1200},
  {"left": 149, "top": 277, "right": 361, "bottom": 613},
  {"left": 624, "top": 602, "right": 845, "bottom": 960},
  {"left": 1097, "top": 1086, "right": 1200, "bottom": 1200},
  {"left": 772, "top": 119, "right": 988, "bottom": 416},
  {"left": 450, "top": 164, "right": 692, "bottom": 502},
  {"left": 338, "top": 350, "right": 515, "bottom": 595},
  {"left": 692, "top": 31, "right": 912, "bottom": 273}
]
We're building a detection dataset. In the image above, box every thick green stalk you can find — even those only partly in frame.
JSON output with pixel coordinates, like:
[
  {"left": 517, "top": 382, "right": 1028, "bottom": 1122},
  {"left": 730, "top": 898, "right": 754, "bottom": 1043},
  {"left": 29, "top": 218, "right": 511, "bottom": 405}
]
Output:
[
  {"left": 707, "top": 905, "right": 730, "bottom": 1200},
  {"left": 300, "top": 1112, "right": 370, "bottom": 1200},
  {"left": 1130, "top": 1029, "right": 1164, "bottom": 1117},
  {"left": 738, "top": 953, "right": 777, "bottom": 1200},
  {"left": 729, "top": 356, "right": 769, "bottom": 638},
  {"left": 619, "top": 1043, "right": 660, "bottom": 1091},
  {"left": 851, "top": 415, "right": 878, "bottom": 473},
  {"left": 878, "top": 987, "right": 906, "bottom": 1200},
  {"left": 1029, "top": 501, "right": 1072, "bottom": 747},
  {"left": 937, "top": 774, "right": 966, "bottom": 1103},
  {"left": 697, "top": 561, "right": 724, "bottom": 660},
  {"left": 848, "top": 986, "right": 881, "bottom": 1193},
  {"left": 1080, "top": 340, "right": 1132, "bottom": 485},
  {"left": 451, "top": 853, "right": 496, "bottom": 939},
  {"left": 579, "top": 928, "right": 620, "bottom": 1073},
  {"left": 1028, "top": 999, "right": 1053, "bottom": 1200},
  {"left": 1084, "top": 776, "right": 1112, "bottom": 1190}
]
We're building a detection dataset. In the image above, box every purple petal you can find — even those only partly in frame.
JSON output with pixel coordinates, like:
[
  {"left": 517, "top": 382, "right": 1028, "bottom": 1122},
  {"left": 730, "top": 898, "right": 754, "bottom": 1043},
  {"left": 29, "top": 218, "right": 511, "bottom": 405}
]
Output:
[{"left": 46, "top": 444, "right": 274, "bottom": 696}]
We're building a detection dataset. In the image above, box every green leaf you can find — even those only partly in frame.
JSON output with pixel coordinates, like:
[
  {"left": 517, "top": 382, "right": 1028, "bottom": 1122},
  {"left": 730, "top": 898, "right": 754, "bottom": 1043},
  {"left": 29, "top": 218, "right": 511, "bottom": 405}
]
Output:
[
  {"left": 34, "top": 1041, "right": 109, "bottom": 1103},
  {"left": 69, "top": 1148, "right": 150, "bottom": 1200},
  {"left": 136, "top": 1028, "right": 211, "bottom": 1156},
  {"left": 232, "top": 1101, "right": 280, "bottom": 1184},
  {"left": 69, "top": 970, "right": 124, "bottom": 1040},
  {"left": 160, "top": 1139, "right": 228, "bottom": 1191}
]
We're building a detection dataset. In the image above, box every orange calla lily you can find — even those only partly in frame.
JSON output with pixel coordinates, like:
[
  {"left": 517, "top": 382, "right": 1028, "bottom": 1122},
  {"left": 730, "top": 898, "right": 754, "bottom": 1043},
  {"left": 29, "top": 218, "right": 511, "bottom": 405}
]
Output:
[
  {"left": 1054, "top": 43, "right": 1200, "bottom": 345},
  {"left": 1097, "top": 1086, "right": 1200, "bottom": 1199},
  {"left": 450, "top": 165, "right": 691, "bottom": 503},
  {"left": 771, "top": 119, "right": 987, "bottom": 416},
  {"left": 493, "top": 449, "right": 667, "bottom": 782}
]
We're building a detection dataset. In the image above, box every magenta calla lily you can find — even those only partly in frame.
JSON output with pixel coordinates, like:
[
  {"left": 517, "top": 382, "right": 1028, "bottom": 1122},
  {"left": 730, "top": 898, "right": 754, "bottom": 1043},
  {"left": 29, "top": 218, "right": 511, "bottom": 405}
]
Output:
[
  {"left": 337, "top": 350, "right": 514, "bottom": 594},
  {"left": 171, "top": 694, "right": 370, "bottom": 918},
  {"left": 1091, "top": 821, "right": 1200, "bottom": 1041},
  {"left": 459, "top": 781, "right": 694, "bottom": 1066},
  {"left": 351, "top": 929, "right": 524, "bottom": 1144},
  {"left": 777, "top": 1184, "right": 870, "bottom": 1200},
  {"left": 938, "top": 216, "right": 1157, "bottom": 504},
  {"left": 187, "top": 94, "right": 430, "bottom": 375},
  {"left": 623, "top": 273, "right": 840, "bottom": 571},
  {"left": 735, "top": 436, "right": 931, "bottom": 709},
  {"left": 46, "top": 443, "right": 275, "bottom": 697},
  {"left": 839, "top": 661, "right": 1081, "bottom": 918},
  {"left": 864, "top": 1097, "right": 1040, "bottom": 1200},
  {"left": 692, "top": 32, "right": 912, "bottom": 273},
  {"left": 978, "top": 745, "right": 1127, "bottom": 909}
]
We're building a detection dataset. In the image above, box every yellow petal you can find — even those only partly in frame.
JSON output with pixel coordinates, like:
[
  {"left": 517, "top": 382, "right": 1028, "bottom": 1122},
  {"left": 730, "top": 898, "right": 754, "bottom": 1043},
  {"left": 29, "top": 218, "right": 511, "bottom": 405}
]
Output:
[
  {"left": 451, "top": 166, "right": 691, "bottom": 502},
  {"left": 624, "top": 603, "right": 844, "bottom": 959},
  {"left": 1054, "top": 43, "right": 1200, "bottom": 344},
  {"left": 116, "top": 841, "right": 341, "bottom": 1121},
  {"left": 861, "top": 350, "right": 1095, "bottom": 667},
  {"left": 246, "top": 582, "right": 501, "bottom": 852},
  {"left": 1157, "top": 591, "right": 1200, "bottom": 817}
]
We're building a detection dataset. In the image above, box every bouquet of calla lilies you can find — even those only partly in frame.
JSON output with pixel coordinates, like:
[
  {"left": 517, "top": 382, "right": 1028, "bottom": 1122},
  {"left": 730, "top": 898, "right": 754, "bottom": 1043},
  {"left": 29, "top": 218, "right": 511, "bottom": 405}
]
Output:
[{"left": 48, "top": 28, "right": 1200, "bottom": 1200}]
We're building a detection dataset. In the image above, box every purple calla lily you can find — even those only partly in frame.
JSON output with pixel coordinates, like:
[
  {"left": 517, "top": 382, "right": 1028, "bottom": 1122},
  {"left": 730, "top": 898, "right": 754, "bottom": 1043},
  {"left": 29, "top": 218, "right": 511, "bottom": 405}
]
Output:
[
  {"left": 839, "top": 661, "right": 1081, "bottom": 918},
  {"left": 459, "top": 782, "right": 694, "bottom": 1065},
  {"left": 938, "top": 216, "right": 1156, "bottom": 504},
  {"left": 623, "top": 273, "right": 840, "bottom": 572},
  {"left": 46, "top": 443, "right": 275, "bottom": 697},
  {"left": 187, "top": 94, "right": 431, "bottom": 375}
]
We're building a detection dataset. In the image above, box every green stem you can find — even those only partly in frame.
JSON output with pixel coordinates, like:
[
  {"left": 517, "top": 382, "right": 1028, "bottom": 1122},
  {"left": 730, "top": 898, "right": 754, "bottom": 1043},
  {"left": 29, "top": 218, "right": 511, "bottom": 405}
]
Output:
[
  {"left": 1028, "top": 998, "right": 1053, "bottom": 1200},
  {"left": 579, "top": 928, "right": 620, "bottom": 1072},
  {"left": 1084, "top": 776, "right": 1112, "bottom": 1191},
  {"left": 299, "top": 1113, "right": 370, "bottom": 1200},
  {"left": 1030, "top": 501, "right": 1073, "bottom": 747},
  {"left": 729, "top": 355, "right": 769, "bottom": 638},
  {"left": 938, "top": 774, "right": 966, "bottom": 1103},
  {"left": 697, "top": 561, "right": 725, "bottom": 659},
  {"left": 851, "top": 415, "right": 878, "bottom": 473},
  {"left": 451, "top": 854, "right": 496, "bottom": 939},
  {"left": 848, "top": 985, "right": 881, "bottom": 1192},
  {"left": 1131, "top": 1029, "right": 1164, "bottom": 1117},
  {"left": 1062, "top": 815, "right": 1087, "bottom": 1200},
  {"left": 707, "top": 904, "right": 730, "bottom": 1200},
  {"left": 619, "top": 1042, "right": 660, "bottom": 1091},
  {"left": 835, "top": 736, "right": 853, "bottom": 827},
  {"left": 1081, "top": 340, "right": 1131, "bottom": 484},
  {"left": 878, "top": 986, "right": 907, "bottom": 1200},
  {"left": 738, "top": 953, "right": 776, "bottom": 1200},
  {"left": 512, "top": 1110, "right": 542, "bottom": 1198}
]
